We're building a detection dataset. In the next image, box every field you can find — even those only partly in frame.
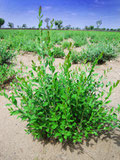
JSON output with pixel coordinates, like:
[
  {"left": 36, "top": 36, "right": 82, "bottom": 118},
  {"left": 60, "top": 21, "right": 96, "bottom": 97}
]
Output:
[
  {"left": 0, "top": 29, "right": 120, "bottom": 63},
  {"left": 0, "top": 29, "right": 120, "bottom": 160}
]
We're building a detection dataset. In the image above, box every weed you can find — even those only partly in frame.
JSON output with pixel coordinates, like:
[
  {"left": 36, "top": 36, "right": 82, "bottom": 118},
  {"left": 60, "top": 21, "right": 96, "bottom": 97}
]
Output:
[
  {"left": 62, "top": 41, "right": 71, "bottom": 49},
  {"left": 80, "top": 43, "right": 117, "bottom": 64},
  {"left": 52, "top": 47, "right": 65, "bottom": 58},
  {"left": 70, "top": 51, "right": 81, "bottom": 64},
  {"left": 0, "top": 64, "right": 15, "bottom": 87},
  {"left": 0, "top": 45, "right": 15, "bottom": 65}
]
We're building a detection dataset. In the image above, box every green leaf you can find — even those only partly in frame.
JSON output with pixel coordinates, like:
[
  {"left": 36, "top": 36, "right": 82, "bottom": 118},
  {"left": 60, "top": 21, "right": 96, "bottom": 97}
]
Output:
[
  {"left": 39, "top": 6, "right": 42, "bottom": 16},
  {"left": 59, "top": 138, "right": 63, "bottom": 143},
  {"left": 105, "top": 100, "right": 111, "bottom": 104},
  {"left": 43, "top": 102, "right": 49, "bottom": 107},
  {"left": 6, "top": 103, "right": 12, "bottom": 106}
]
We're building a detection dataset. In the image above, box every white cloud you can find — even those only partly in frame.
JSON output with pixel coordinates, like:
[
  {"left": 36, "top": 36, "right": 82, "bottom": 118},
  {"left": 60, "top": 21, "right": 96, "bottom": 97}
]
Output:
[
  {"left": 43, "top": 6, "right": 52, "bottom": 11},
  {"left": 27, "top": 6, "right": 52, "bottom": 16},
  {"left": 27, "top": 10, "right": 37, "bottom": 14}
]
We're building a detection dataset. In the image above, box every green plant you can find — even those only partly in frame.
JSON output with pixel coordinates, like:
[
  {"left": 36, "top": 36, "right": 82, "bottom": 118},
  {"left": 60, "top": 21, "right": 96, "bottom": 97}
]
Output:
[
  {"left": 0, "top": 45, "right": 15, "bottom": 65},
  {"left": 80, "top": 43, "right": 117, "bottom": 64},
  {"left": 0, "top": 32, "right": 4, "bottom": 39},
  {"left": 51, "top": 47, "right": 65, "bottom": 58},
  {"left": 0, "top": 45, "right": 15, "bottom": 88},
  {"left": 62, "top": 41, "right": 71, "bottom": 49},
  {"left": 73, "top": 35, "right": 87, "bottom": 47},
  {"left": 4, "top": 52, "right": 120, "bottom": 143},
  {"left": 70, "top": 50, "right": 81, "bottom": 64},
  {"left": 3, "top": 6, "right": 120, "bottom": 143},
  {"left": 0, "top": 64, "right": 15, "bottom": 87}
]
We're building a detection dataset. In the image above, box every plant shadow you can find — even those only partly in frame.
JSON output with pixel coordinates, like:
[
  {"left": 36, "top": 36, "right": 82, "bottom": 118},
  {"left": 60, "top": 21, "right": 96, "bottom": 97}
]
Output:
[{"left": 32, "top": 128, "right": 120, "bottom": 155}]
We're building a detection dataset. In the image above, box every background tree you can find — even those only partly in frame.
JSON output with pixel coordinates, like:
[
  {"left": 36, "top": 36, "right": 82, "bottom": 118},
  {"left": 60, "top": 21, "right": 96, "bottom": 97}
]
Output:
[
  {"left": 76, "top": 27, "right": 80, "bottom": 30},
  {"left": 55, "top": 20, "right": 63, "bottom": 29},
  {"left": 22, "top": 24, "right": 27, "bottom": 28},
  {"left": 8, "top": 22, "right": 14, "bottom": 28},
  {"left": 65, "top": 25, "right": 71, "bottom": 30},
  {"left": 50, "top": 19, "right": 54, "bottom": 29},
  {"left": 89, "top": 25, "right": 94, "bottom": 30},
  {"left": 85, "top": 26, "right": 94, "bottom": 30},
  {"left": 85, "top": 26, "right": 89, "bottom": 30},
  {"left": 96, "top": 20, "right": 102, "bottom": 28},
  {"left": 17, "top": 25, "right": 20, "bottom": 28},
  {"left": 117, "top": 28, "right": 120, "bottom": 32},
  {"left": 110, "top": 28, "right": 114, "bottom": 31},
  {"left": 45, "top": 18, "right": 50, "bottom": 29},
  {"left": 0, "top": 18, "right": 5, "bottom": 28},
  {"left": 55, "top": 21, "right": 58, "bottom": 29},
  {"left": 101, "top": 28, "right": 106, "bottom": 31}
]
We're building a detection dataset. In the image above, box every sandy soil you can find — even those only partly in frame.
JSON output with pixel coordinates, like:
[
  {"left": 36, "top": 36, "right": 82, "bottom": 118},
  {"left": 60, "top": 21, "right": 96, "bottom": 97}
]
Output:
[{"left": 0, "top": 53, "right": 120, "bottom": 160}]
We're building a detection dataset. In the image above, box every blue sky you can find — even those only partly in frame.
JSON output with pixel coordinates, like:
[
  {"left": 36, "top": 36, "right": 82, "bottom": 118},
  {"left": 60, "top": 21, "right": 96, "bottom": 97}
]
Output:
[{"left": 0, "top": 0, "right": 120, "bottom": 28}]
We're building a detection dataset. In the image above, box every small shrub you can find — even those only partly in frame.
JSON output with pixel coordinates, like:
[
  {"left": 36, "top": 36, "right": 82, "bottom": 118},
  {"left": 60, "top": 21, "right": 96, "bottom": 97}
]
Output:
[
  {"left": 0, "top": 64, "right": 15, "bottom": 87},
  {"left": 70, "top": 51, "right": 81, "bottom": 64},
  {"left": 80, "top": 43, "right": 117, "bottom": 64},
  {"left": 51, "top": 35, "right": 64, "bottom": 44},
  {"left": 0, "top": 45, "right": 15, "bottom": 65},
  {"left": 37, "top": 45, "right": 65, "bottom": 58},
  {"left": 51, "top": 47, "right": 65, "bottom": 58},
  {"left": 0, "top": 45, "right": 15, "bottom": 88},
  {"left": 73, "top": 36, "right": 87, "bottom": 47},
  {"left": 21, "top": 40, "right": 37, "bottom": 52},
  {"left": 64, "top": 34, "right": 71, "bottom": 39},
  {"left": 62, "top": 41, "right": 71, "bottom": 49},
  {"left": 0, "top": 32, "right": 4, "bottom": 39},
  {"left": 4, "top": 52, "right": 120, "bottom": 143}
]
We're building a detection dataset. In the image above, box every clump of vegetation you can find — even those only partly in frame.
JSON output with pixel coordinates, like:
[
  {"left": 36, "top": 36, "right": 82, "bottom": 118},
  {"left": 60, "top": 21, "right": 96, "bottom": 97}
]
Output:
[
  {"left": 51, "top": 47, "right": 65, "bottom": 58},
  {"left": 0, "top": 45, "right": 15, "bottom": 88},
  {"left": 0, "top": 32, "right": 4, "bottom": 39},
  {"left": 0, "top": 64, "right": 14, "bottom": 87},
  {"left": 4, "top": 51, "right": 120, "bottom": 143},
  {"left": 62, "top": 41, "right": 71, "bottom": 49},
  {"left": 73, "top": 35, "right": 87, "bottom": 47},
  {"left": 80, "top": 43, "right": 117, "bottom": 64},
  {"left": 0, "top": 46, "right": 15, "bottom": 65},
  {"left": 70, "top": 50, "right": 81, "bottom": 64},
  {"left": 4, "top": 7, "right": 120, "bottom": 144},
  {"left": 21, "top": 40, "right": 37, "bottom": 52},
  {"left": 52, "top": 35, "right": 64, "bottom": 44}
]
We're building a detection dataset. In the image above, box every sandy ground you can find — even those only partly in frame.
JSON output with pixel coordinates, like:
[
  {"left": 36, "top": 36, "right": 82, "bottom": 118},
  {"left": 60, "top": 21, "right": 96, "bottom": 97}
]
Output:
[{"left": 0, "top": 53, "right": 120, "bottom": 160}]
